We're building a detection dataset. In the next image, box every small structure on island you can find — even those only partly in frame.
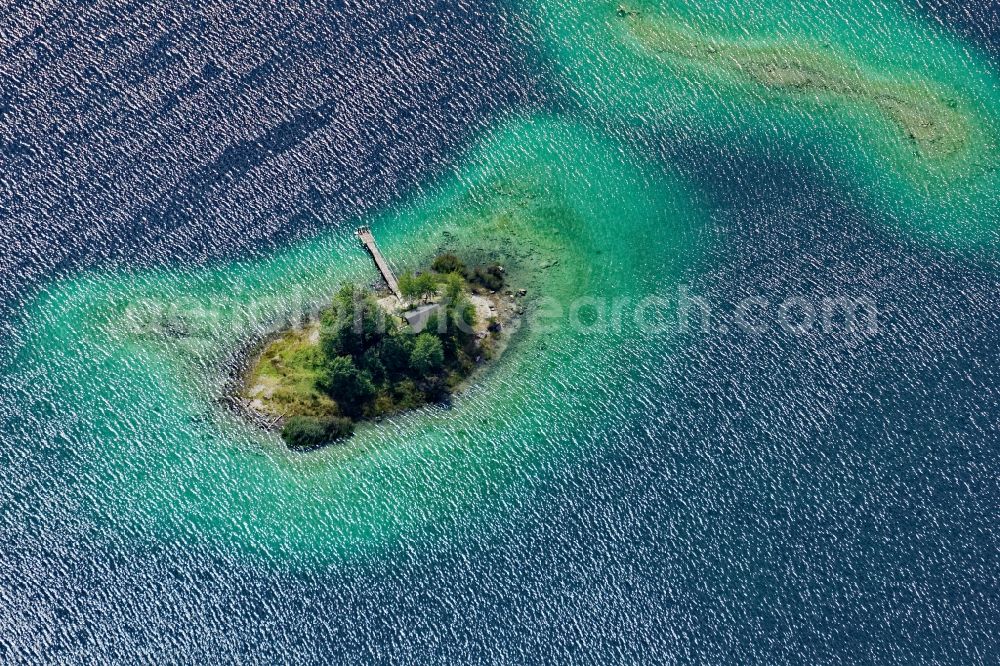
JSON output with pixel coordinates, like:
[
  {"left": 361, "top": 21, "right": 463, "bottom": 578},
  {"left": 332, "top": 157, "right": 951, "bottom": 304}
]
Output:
[
  {"left": 403, "top": 303, "right": 443, "bottom": 334},
  {"left": 356, "top": 226, "right": 402, "bottom": 299}
]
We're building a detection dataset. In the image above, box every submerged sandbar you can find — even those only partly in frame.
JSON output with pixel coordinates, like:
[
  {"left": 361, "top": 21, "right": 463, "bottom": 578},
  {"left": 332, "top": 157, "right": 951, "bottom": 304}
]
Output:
[{"left": 620, "top": 7, "right": 974, "bottom": 162}]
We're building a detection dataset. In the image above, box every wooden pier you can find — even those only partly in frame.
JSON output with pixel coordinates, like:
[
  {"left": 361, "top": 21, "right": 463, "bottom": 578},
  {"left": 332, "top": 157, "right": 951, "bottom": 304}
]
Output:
[{"left": 356, "top": 226, "right": 402, "bottom": 299}]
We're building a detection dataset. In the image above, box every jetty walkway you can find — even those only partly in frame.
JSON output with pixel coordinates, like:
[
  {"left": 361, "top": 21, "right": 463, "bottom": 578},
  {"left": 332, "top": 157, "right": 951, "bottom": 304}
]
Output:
[{"left": 356, "top": 226, "right": 401, "bottom": 299}]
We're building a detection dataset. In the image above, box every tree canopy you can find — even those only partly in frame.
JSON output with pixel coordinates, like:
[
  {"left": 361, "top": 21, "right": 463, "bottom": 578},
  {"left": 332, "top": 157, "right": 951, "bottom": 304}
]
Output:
[
  {"left": 273, "top": 260, "right": 504, "bottom": 449},
  {"left": 318, "top": 355, "right": 376, "bottom": 418},
  {"left": 282, "top": 415, "right": 354, "bottom": 450},
  {"left": 400, "top": 271, "right": 440, "bottom": 302},
  {"left": 320, "top": 284, "right": 386, "bottom": 359},
  {"left": 410, "top": 333, "right": 445, "bottom": 374}
]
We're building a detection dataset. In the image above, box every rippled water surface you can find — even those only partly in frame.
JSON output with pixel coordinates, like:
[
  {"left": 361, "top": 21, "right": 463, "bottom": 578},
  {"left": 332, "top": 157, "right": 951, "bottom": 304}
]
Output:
[{"left": 1, "top": 0, "right": 998, "bottom": 662}]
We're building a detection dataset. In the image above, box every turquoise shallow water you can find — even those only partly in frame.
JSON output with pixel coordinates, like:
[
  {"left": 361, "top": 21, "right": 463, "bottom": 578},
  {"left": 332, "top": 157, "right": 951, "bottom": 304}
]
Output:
[
  {"left": 13, "top": 117, "right": 705, "bottom": 558},
  {"left": 1, "top": 0, "right": 998, "bottom": 661},
  {"left": 526, "top": 0, "right": 1000, "bottom": 244}
]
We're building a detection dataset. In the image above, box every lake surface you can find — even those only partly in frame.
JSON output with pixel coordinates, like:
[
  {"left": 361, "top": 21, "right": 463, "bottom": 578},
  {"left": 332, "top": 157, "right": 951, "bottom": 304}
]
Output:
[{"left": 1, "top": 0, "right": 998, "bottom": 662}]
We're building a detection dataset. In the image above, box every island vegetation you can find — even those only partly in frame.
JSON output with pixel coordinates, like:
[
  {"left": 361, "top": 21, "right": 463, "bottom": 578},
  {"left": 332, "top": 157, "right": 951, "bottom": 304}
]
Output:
[{"left": 242, "top": 253, "right": 517, "bottom": 450}]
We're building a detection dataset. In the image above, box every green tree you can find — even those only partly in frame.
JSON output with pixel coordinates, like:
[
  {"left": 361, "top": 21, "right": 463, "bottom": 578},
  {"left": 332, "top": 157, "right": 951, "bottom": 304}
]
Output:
[
  {"left": 398, "top": 271, "right": 419, "bottom": 301},
  {"left": 400, "top": 271, "right": 442, "bottom": 303},
  {"left": 318, "top": 355, "right": 376, "bottom": 418},
  {"left": 376, "top": 335, "right": 412, "bottom": 379},
  {"left": 424, "top": 311, "right": 444, "bottom": 337},
  {"left": 320, "top": 284, "right": 385, "bottom": 360},
  {"left": 442, "top": 272, "right": 465, "bottom": 304},
  {"left": 281, "top": 415, "right": 354, "bottom": 450},
  {"left": 421, "top": 375, "right": 448, "bottom": 402},
  {"left": 470, "top": 264, "right": 505, "bottom": 291},
  {"left": 431, "top": 253, "right": 467, "bottom": 277},
  {"left": 359, "top": 346, "right": 385, "bottom": 381},
  {"left": 409, "top": 333, "right": 444, "bottom": 375},
  {"left": 451, "top": 298, "right": 477, "bottom": 340},
  {"left": 415, "top": 272, "right": 439, "bottom": 302}
]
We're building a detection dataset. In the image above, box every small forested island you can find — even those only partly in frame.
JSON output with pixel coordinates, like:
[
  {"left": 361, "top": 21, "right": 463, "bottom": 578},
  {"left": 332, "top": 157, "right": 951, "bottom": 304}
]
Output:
[{"left": 240, "top": 251, "right": 521, "bottom": 450}]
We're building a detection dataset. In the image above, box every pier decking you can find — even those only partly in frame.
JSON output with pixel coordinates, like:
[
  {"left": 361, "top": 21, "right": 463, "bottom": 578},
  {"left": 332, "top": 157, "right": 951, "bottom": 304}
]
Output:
[{"left": 356, "top": 226, "right": 402, "bottom": 299}]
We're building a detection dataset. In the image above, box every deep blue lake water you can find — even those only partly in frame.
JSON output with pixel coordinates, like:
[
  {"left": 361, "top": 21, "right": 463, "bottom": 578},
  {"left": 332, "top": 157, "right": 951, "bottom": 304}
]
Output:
[{"left": 1, "top": 0, "right": 998, "bottom": 663}]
